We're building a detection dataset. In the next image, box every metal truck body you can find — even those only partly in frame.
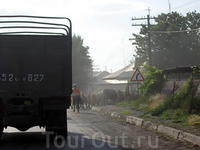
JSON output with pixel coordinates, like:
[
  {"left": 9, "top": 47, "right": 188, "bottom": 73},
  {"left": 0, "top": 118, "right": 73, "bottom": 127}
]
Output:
[{"left": 0, "top": 16, "right": 72, "bottom": 139}]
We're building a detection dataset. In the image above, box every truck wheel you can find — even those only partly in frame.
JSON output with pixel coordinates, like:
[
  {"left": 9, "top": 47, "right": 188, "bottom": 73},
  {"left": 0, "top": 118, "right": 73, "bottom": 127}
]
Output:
[
  {"left": 45, "top": 126, "right": 56, "bottom": 141},
  {"left": 45, "top": 110, "right": 67, "bottom": 140},
  {"left": 56, "top": 127, "right": 67, "bottom": 139},
  {"left": 56, "top": 110, "right": 67, "bottom": 139}
]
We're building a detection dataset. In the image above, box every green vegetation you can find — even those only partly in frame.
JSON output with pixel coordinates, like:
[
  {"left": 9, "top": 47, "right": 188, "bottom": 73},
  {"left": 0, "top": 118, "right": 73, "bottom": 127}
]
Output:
[
  {"left": 116, "top": 101, "right": 132, "bottom": 107},
  {"left": 188, "top": 115, "right": 200, "bottom": 127},
  {"left": 130, "top": 11, "right": 200, "bottom": 69},
  {"left": 139, "top": 65, "right": 167, "bottom": 97},
  {"left": 151, "top": 76, "right": 200, "bottom": 116},
  {"left": 158, "top": 109, "right": 189, "bottom": 125},
  {"left": 119, "top": 65, "right": 200, "bottom": 127},
  {"left": 119, "top": 110, "right": 133, "bottom": 115},
  {"left": 116, "top": 11, "right": 200, "bottom": 128},
  {"left": 72, "top": 35, "right": 93, "bottom": 89}
]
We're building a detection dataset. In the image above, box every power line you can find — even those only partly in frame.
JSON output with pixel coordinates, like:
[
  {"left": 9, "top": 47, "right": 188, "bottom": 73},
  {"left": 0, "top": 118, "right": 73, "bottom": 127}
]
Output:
[
  {"left": 100, "top": 32, "right": 133, "bottom": 67},
  {"left": 99, "top": 40, "right": 123, "bottom": 66},
  {"left": 111, "top": 51, "right": 135, "bottom": 71}
]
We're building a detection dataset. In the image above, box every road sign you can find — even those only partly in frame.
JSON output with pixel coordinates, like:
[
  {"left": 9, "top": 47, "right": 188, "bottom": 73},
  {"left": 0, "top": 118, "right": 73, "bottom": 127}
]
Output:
[{"left": 130, "top": 68, "right": 145, "bottom": 81}]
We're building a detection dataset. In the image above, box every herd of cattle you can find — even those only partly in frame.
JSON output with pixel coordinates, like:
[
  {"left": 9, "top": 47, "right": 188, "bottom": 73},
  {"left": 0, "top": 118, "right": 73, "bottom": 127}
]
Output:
[{"left": 79, "top": 89, "right": 126, "bottom": 109}]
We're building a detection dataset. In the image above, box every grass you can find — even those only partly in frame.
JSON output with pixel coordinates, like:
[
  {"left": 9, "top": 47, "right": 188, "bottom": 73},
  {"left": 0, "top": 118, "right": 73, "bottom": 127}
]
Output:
[
  {"left": 116, "top": 100, "right": 135, "bottom": 107},
  {"left": 116, "top": 93, "right": 200, "bottom": 129},
  {"left": 116, "top": 101, "right": 129, "bottom": 107},
  {"left": 119, "top": 110, "right": 133, "bottom": 115},
  {"left": 158, "top": 109, "right": 189, "bottom": 124},
  {"left": 148, "top": 93, "right": 165, "bottom": 109},
  {"left": 188, "top": 115, "right": 200, "bottom": 127}
]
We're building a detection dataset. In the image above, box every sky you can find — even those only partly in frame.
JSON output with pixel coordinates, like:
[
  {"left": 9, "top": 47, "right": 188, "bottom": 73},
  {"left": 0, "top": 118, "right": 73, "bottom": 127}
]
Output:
[{"left": 0, "top": 0, "right": 199, "bottom": 72}]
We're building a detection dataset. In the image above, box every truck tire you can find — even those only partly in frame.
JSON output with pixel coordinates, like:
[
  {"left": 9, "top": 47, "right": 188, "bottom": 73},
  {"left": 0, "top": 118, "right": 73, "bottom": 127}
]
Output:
[
  {"left": 56, "top": 110, "right": 67, "bottom": 139},
  {"left": 45, "top": 109, "right": 67, "bottom": 140},
  {"left": 46, "top": 126, "right": 56, "bottom": 141},
  {"left": 56, "top": 124, "right": 67, "bottom": 139}
]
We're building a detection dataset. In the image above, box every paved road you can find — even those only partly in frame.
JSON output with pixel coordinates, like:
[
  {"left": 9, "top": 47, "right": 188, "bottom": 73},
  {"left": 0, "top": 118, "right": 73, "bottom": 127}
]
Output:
[{"left": 0, "top": 108, "right": 199, "bottom": 150}]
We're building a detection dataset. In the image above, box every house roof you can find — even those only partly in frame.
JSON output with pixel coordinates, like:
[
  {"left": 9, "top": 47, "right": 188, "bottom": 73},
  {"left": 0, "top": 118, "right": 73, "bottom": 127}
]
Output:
[
  {"left": 162, "top": 66, "right": 199, "bottom": 74},
  {"left": 92, "top": 71, "right": 111, "bottom": 85},
  {"left": 103, "top": 63, "right": 135, "bottom": 80},
  {"left": 94, "top": 71, "right": 110, "bottom": 78}
]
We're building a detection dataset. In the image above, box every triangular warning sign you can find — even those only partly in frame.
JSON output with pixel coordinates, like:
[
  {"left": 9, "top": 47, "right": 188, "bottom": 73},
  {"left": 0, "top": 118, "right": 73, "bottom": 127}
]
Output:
[{"left": 130, "top": 68, "right": 145, "bottom": 81}]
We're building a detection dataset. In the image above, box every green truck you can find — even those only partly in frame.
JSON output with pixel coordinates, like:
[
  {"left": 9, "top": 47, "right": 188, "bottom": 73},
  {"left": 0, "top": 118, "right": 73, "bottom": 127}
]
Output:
[{"left": 0, "top": 15, "right": 72, "bottom": 139}]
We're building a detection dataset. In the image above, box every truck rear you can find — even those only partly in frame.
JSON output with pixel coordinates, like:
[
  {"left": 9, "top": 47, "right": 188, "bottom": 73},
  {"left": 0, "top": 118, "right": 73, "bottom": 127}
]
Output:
[{"left": 0, "top": 16, "right": 72, "bottom": 139}]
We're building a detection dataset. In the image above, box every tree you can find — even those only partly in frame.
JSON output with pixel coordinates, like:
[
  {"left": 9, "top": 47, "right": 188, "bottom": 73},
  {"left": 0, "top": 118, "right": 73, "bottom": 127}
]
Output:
[
  {"left": 72, "top": 35, "right": 93, "bottom": 89},
  {"left": 139, "top": 65, "right": 166, "bottom": 97},
  {"left": 131, "top": 11, "right": 200, "bottom": 69}
]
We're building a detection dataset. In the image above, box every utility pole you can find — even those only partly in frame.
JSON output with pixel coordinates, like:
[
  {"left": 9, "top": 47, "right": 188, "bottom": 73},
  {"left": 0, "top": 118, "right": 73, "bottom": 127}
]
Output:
[
  {"left": 131, "top": 8, "right": 155, "bottom": 66},
  {"left": 147, "top": 14, "right": 152, "bottom": 66}
]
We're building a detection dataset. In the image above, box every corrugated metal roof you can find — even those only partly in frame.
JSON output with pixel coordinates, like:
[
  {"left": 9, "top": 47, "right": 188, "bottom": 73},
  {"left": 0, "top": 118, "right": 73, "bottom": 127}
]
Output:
[
  {"left": 103, "top": 63, "right": 135, "bottom": 80},
  {"left": 94, "top": 71, "right": 110, "bottom": 78},
  {"left": 92, "top": 71, "right": 111, "bottom": 85},
  {"left": 162, "top": 66, "right": 199, "bottom": 74}
]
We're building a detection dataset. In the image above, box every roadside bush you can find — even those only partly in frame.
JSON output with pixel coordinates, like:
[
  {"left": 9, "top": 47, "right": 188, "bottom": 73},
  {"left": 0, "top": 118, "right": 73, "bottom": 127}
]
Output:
[
  {"left": 139, "top": 65, "right": 167, "bottom": 97},
  {"left": 149, "top": 93, "right": 165, "bottom": 109},
  {"left": 151, "top": 76, "right": 200, "bottom": 116},
  {"left": 158, "top": 109, "right": 188, "bottom": 122},
  {"left": 130, "top": 95, "right": 151, "bottom": 110},
  {"left": 123, "top": 65, "right": 200, "bottom": 121}
]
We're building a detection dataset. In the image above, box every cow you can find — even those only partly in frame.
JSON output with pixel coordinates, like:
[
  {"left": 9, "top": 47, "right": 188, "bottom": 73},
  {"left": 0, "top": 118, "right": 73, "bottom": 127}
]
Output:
[
  {"left": 102, "top": 89, "right": 117, "bottom": 105},
  {"left": 71, "top": 95, "right": 81, "bottom": 113},
  {"left": 89, "top": 93, "right": 97, "bottom": 107},
  {"left": 116, "top": 90, "right": 125, "bottom": 102},
  {"left": 80, "top": 93, "right": 87, "bottom": 109},
  {"left": 95, "top": 92, "right": 104, "bottom": 106}
]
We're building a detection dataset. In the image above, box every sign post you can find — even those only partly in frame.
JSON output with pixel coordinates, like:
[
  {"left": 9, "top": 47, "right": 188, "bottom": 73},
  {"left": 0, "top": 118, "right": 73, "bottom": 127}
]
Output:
[{"left": 130, "top": 68, "right": 145, "bottom": 93}]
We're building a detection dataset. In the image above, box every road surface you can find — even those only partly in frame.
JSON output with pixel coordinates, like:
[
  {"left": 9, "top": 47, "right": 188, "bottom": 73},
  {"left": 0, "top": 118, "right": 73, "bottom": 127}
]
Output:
[{"left": 0, "top": 108, "right": 199, "bottom": 150}]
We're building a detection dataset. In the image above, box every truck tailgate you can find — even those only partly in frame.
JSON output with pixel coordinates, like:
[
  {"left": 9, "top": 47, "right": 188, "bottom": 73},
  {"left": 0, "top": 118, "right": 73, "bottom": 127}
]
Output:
[{"left": 0, "top": 35, "right": 71, "bottom": 96}]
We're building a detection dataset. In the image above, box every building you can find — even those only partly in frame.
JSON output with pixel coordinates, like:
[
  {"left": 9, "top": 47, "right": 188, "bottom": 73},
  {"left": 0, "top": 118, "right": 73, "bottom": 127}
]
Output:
[{"left": 85, "top": 63, "right": 136, "bottom": 94}]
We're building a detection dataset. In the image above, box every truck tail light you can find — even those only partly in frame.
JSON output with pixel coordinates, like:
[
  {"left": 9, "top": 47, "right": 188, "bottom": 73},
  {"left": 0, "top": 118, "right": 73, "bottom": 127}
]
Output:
[{"left": 51, "top": 99, "right": 62, "bottom": 103}]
